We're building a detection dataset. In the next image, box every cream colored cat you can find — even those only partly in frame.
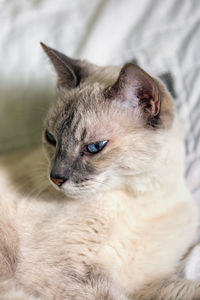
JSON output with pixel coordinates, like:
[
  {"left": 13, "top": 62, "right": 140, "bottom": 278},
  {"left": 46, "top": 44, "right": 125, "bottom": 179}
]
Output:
[{"left": 0, "top": 43, "right": 199, "bottom": 300}]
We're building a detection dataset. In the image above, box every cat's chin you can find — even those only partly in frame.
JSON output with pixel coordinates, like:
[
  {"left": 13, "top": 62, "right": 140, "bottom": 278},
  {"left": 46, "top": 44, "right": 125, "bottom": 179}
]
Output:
[
  {"left": 61, "top": 187, "right": 101, "bottom": 201},
  {"left": 47, "top": 179, "right": 104, "bottom": 200},
  {"left": 62, "top": 177, "right": 116, "bottom": 200}
]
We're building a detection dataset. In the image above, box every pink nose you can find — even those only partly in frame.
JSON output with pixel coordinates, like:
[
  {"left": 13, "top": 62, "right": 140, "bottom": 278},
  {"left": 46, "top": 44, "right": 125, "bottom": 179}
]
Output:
[{"left": 50, "top": 176, "right": 64, "bottom": 187}]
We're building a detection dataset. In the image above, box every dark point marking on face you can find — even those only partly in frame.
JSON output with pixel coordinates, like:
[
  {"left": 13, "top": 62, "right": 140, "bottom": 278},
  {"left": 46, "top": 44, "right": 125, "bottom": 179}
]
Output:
[
  {"left": 61, "top": 110, "right": 75, "bottom": 132},
  {"left": 81, "top": 128, "right": 87, "bottom": 142},
  {"left": 69, "top": 156, "right": 96, "bottom": 185},
  {"left": 72, "top": 156, "right": 95, "bottom": 174},
  {"left": 71, "top": 113, "right": 81, "bottom": 136}
]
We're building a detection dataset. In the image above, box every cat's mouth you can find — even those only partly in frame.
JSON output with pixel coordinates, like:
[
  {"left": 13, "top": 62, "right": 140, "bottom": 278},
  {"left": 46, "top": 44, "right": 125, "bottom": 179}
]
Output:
[{"left": 48, "top": 173, "right": 111, "bottom": 199}]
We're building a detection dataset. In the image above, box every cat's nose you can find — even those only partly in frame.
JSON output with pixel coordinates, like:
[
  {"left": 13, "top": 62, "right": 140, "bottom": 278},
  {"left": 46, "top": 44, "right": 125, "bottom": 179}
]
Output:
[{"left": 50, "top": 173, "right": 68, "bottom": 187}]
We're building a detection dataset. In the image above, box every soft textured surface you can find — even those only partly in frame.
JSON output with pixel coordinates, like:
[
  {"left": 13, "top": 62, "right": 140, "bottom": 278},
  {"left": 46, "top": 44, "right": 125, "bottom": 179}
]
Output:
[{"left": 0, "top": 0, "right": 199, "bottom": 202}]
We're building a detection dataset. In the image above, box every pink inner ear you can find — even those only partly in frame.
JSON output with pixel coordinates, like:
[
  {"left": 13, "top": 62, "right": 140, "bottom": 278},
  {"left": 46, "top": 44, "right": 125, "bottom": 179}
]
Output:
[
  {"left": 107, "top": 63, "right": 161, "bottom": 117},
  {"left": 139, "top": 95, "right": 160, "bottom": 117}
]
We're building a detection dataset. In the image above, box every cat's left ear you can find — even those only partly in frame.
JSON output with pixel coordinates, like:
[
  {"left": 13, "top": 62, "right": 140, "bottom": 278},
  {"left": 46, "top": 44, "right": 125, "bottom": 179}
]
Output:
[
  {"left": 105, "top": 63, "right": 160, "bottom": 121},
  {"left": 40, "top": 42, "right": 92, "bottom": 89}
]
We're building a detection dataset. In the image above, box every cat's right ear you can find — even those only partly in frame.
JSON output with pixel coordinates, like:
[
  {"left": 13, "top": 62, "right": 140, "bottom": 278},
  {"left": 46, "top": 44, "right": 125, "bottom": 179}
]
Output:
[{"left": 40, "top": 42, "right": 90, "bottom": 89}]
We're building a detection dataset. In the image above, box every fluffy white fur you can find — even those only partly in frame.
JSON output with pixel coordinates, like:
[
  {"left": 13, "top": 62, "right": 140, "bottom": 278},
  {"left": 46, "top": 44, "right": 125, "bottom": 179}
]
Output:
[{"left": 0, "top": 117, "right": 198, "bottom": 299}]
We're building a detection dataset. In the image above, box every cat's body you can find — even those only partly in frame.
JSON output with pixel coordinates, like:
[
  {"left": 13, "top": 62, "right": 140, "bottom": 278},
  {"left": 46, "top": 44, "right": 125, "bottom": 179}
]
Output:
[{"left": 0, "top": 44, "right": 199, "bottom": 299}]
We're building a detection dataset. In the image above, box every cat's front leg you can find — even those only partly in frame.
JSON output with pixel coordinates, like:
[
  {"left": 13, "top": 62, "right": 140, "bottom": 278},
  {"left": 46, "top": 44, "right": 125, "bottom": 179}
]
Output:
[{"left": 77, "top": 270, "right": 131, "bottom": 300}]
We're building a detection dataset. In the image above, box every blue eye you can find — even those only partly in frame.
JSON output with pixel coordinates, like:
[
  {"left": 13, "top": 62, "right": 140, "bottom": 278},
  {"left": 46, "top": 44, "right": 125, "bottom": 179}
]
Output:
[
  {"left": 87, "top": 141, "right": 108, "bottom": 154},
  {"left": 45, "top": 130, "right": 56, "bottom": 145}
]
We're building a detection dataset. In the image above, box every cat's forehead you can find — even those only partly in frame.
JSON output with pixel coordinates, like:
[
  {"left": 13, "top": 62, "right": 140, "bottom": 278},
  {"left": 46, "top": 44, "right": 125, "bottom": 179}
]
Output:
[
  {"left": 46, "top": 83, "right": 112, "bottom": 136},
  {"left": 45, "top": 82, "right": 133, "bottom": 144},
  {"left": 45, "top": 65, "right": 121, "bottom": 130}
]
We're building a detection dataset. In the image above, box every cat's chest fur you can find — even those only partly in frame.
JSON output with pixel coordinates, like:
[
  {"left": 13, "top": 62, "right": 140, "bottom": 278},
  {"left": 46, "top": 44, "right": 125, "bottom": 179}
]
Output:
[
  {"left": 16, "top": 194, "right": 197, "bottom": 296},
  {"left": 96, "top": 189, "right": 198, "bottom": 292},
  {"left": 1, "top": 179, "right": 197, "bottom": 296}
]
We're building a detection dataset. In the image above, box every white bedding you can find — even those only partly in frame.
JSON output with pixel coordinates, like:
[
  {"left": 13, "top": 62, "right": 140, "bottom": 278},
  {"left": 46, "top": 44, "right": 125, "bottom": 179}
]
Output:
[{"left": 0, "top": 0, "right": 199, "bottom": 202}]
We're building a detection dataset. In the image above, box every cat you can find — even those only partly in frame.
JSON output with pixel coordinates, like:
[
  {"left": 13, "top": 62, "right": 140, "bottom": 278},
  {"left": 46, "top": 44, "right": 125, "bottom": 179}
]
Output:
[{"left": 0, "top": 42, "right": 199, "bottom": 300}]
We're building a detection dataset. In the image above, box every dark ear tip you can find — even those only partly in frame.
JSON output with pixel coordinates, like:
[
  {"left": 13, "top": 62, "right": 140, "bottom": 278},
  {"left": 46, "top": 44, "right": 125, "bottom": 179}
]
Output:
[
  {"left": 40, "top": 42, "right": 49, "bottom": 52},
  {"left": 40, "top": 41, "right": 45, "bottom": 47}
]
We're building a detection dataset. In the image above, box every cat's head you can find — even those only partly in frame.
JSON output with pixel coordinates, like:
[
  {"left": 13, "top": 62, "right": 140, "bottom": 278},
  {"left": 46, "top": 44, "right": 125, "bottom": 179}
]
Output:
[{"left": 41, "top": 43, "right": 174, "bottom": 199}]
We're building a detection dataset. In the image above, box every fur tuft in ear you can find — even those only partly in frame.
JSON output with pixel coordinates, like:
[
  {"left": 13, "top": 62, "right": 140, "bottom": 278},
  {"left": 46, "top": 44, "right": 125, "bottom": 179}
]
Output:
[{"left": 105, "top": 63, "right": 161, "bottom": 125}]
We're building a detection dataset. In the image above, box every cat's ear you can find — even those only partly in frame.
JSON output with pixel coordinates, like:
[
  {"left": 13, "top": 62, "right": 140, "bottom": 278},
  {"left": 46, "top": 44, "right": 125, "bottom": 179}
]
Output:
[
  {"left": 105, "top": 63, "right": 160, "bottom": 121},
  {"left": 40, "top": 42, "right": 89, "bottom": 89}
]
